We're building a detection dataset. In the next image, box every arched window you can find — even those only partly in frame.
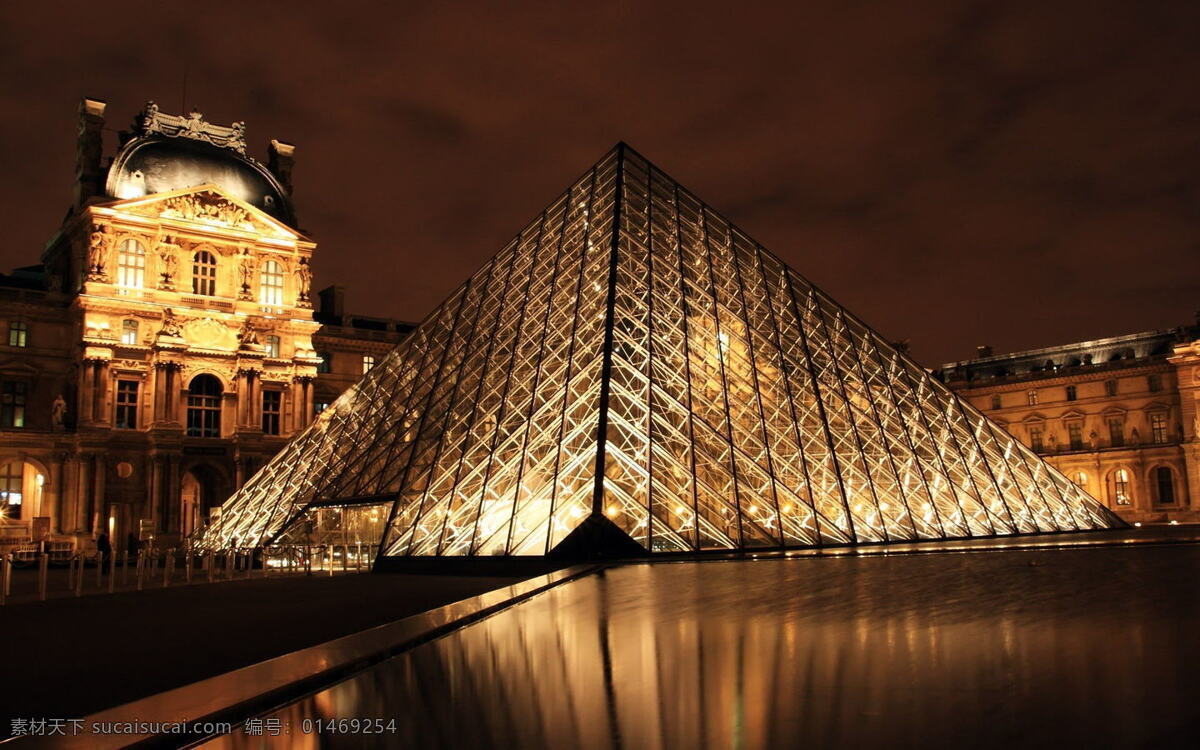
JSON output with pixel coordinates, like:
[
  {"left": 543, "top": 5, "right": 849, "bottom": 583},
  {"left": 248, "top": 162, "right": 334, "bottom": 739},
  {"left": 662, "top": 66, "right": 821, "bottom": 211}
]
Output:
[
  {"left": 117, "top": 239, "right": 146, "bottom": 288},
  {"left": 192, "top": 250, "right": 217, "bottom": 296},
  {"left": 260, "top": 260, "right": 284, "bottom": 305},
  {"left": 1108, "top": 469, "right": 1131, "bottom": 506},
  {"left": 121, "top": 319, "right": 138, "bottom": 345},
  {"left": 1154, "top": 467, "right": 1176, "bottom": 505},
  {"left": 186, "top": 374, "right": 222, "bottom": 438}
]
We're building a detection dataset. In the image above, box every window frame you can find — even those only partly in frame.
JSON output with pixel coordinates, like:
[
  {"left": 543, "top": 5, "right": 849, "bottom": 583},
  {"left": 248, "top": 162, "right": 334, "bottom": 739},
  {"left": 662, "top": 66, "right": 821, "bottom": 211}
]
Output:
[
  {"left": 117, "top": 238, "right": 147, "bottom": 289},
  {"left": 1149, "top": 412, "right": 1168, "bottom": 445},
  {"left": 1152, "top": 466, "right": 1176, "bottom": 506},
  {"left": 192, "top": 249, "right": 218, "bottom": 296},
  {"left": 0, "top": 380, "right": 28, "bottom": 428},
  {"left": 259, "top": 260, "right": 284, "bottom": 306},
  {"left": 115, "top": 379, "right": 139, "bottom": 429},
  {"left": 185, "top": 375, "right": 223, "bottom": 438},
  {"left": 8, "top": 320, "right": 28, "bottom": 347},
  {"left": 261, "top": 389, "right": 282, "bottom": 435}
]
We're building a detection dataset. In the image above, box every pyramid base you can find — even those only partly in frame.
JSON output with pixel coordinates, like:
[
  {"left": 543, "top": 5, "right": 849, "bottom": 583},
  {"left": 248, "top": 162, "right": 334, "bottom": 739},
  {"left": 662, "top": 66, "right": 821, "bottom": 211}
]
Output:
[{"left": 547, "top": 513, "right": 647, "bottom": 561}]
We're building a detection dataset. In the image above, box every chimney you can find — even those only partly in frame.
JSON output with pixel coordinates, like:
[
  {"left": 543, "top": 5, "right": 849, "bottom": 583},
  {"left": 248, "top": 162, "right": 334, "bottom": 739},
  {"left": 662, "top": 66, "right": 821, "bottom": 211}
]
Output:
[
  {"left": 976, "top": 345, "right": 993, "bottom": 358},
  {"left": 75, "top": 98, "right": 107, "bottom": 208},
  {"left": 318, "top": 285, "right": 345, "bottom": 319},
  {"left": 268, "top": 139, "right": 295, "bottom": 195}
]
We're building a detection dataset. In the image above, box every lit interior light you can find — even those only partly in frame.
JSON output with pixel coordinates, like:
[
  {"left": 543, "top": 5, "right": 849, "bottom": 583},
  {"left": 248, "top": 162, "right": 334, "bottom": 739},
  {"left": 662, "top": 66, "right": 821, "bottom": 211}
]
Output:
[
  {"left": 1133, "top": 522, "right": 1142, "bottom": 527},
  {"left": 675, "top": 504, "right": 688, "bottom": 515},
  {"left": 1169, "top": 520, "right": 1179, "bottom": 526},
  {"left": 781, "top": 503, "right": 793, "bottom": 514},
  {"left": 606, "top": 505, "right": 619, "bottom": 517}
]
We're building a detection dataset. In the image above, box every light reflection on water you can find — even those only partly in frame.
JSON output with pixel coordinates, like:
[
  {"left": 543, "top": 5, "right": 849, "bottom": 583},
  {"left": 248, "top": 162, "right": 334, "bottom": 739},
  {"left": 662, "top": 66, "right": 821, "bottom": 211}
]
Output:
[{"left": 207, "top": 547, "right": 1199, "bottom": 748}]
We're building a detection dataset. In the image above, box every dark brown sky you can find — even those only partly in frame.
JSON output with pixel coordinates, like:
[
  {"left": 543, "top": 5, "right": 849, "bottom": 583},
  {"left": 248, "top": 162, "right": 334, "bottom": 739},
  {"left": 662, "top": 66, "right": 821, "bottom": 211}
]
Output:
[{"left": 1, "top": 1, "right": 1197, "bottom": 365}]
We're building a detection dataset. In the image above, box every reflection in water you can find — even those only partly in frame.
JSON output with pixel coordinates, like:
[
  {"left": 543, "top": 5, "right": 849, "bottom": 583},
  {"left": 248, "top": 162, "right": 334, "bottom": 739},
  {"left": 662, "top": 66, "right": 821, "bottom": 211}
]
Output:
[{"left": 206, "top": 547, "right": 1199, "bottom": 748}]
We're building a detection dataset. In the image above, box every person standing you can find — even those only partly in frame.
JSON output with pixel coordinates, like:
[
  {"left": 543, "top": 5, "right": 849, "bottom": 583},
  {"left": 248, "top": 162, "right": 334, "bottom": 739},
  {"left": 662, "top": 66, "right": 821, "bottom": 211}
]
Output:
[{"left": 96, "top": 531, "right": 112, "bottom": 574}]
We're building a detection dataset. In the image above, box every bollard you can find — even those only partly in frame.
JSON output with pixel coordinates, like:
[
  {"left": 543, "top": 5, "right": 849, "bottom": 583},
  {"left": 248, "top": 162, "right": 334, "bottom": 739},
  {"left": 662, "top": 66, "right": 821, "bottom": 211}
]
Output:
[
  {"left": 164, "top": 549, "right": 174, "bottom": 587},
  {"left": 39, "top": 552, "right": 49, "bottom": 601},
  {"left": 206, "top": 550, "right": 214, "bottom": 583},
  {"left": 95, "top": 552, "right": 103, "bottom": 588},
  {"left": 107, "top": 550, "right": 116, "bottom": 594},
  {"left": 136, "top": 551, "right": 145, "bottom": 591},
  {"left": 67, "top": 554, "right": 75, "bottom": 591},
  {"left": 185, "top": 552, "right": 193, "bottom": 584},
  {"left": 355, "top": 542, "right": 362, "bottom": 572},
  {"left": 342, "top": 544, "right": 349, "bottom": 572},
  {"left": 121, "top": 551, "right": 129, "bottom": 586},
  {"left": 74, "top": 555, "right": 84, "bottom": 597},
  {"left": 327, "top": 545, "right": 334, "bottom": 577},
  {"left": 0, "top": 554, "right": 9, "bottom": 605}
]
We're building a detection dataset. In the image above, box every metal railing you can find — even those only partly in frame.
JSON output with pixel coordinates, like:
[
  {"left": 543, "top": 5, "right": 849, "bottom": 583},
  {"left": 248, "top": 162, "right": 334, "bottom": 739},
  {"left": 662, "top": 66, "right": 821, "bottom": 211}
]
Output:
[{"left": 0, "top": 543, "right": 378, "bottom": 605}]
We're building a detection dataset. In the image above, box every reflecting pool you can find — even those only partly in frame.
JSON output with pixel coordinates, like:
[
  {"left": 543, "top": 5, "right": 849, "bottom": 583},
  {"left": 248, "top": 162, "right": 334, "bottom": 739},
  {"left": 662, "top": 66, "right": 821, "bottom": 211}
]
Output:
[{"left": 206, "top": 544, "right": 1200, "bottom": 748}]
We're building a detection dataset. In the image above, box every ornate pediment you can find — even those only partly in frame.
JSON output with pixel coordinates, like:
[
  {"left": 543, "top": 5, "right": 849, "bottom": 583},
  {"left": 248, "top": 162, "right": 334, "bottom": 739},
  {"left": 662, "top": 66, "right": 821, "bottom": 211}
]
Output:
[{"left": 106, "top": 185, "right": 300, "bottom": 240}]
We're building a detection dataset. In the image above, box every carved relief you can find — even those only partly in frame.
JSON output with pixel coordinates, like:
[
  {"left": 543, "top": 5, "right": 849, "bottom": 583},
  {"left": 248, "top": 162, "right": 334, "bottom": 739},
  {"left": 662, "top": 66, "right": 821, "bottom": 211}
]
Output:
[
  {"left": 294, "top": 257, "right": 313, "bottom": 308},
  {"left": 86, "top": 225, "right": 112, "bottom": 282},
  {"left": 183, "top": 317, "right": 238, "bottom": 351},
  {"left": 160, "top": 194, "right": 252, "bottom": 230},
  {"left": 238, "top": 252, "right": 255, "bottom": 301},
  {"left": 157, "top": 308, "right": 184, "bottom": 338},
  {"left": 156, "top": 234, "right": 181, "bottom": 290},
  {"left": 139, "top": 101, "right": 247, "bottom": 155}
]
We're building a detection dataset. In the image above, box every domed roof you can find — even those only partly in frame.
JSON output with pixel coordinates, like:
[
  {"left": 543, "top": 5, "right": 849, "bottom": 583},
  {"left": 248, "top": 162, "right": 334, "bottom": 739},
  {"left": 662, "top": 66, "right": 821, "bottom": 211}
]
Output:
[{"left": 105, "top": 104, "right": 296, "bottom": 227}]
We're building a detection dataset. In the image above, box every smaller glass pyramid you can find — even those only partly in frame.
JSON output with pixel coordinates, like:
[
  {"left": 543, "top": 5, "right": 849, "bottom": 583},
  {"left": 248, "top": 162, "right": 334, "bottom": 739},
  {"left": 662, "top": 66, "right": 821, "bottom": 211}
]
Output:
[{"left": 200, "top": 144, "right": 1123, "bottom": 557}]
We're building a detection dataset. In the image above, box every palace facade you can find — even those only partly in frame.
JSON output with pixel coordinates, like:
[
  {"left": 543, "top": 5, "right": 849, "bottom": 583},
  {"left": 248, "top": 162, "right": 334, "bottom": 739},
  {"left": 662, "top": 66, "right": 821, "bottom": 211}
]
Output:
[
  {"left": 936, "top": 322, "right": 1200, "bottom": 524},
  {"left": 0, "top": 99, "right": 410, "bottom": 552}
]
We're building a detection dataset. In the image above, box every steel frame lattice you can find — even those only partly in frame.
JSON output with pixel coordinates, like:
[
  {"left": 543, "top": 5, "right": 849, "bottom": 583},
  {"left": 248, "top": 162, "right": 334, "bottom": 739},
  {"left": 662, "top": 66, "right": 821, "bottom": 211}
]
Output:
[{"left": 199, "top": 144, "right": 1123, "bottom": 556}]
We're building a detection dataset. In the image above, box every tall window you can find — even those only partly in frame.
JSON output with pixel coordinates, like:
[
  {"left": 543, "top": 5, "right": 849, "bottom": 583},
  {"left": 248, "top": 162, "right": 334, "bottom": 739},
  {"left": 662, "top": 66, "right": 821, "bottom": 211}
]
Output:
[
  {"left": 186, "top": 374, "right": 222, "bottom": 438},
  {"left": 1073, "top": 471, "right": 1088, "bottom": 488},
  {"left": 990, "top": 395, "right": 1001, "bottom": 410},
  {"left": 1065, "top": 385, "right": 1077, "bottom": 401},
  {"left": 1154, "top": 467, "right": 1175, "bottom": 505},
  {"left": 1147, "top": 374, "right": 1162, "bottom": 392},
  {"left": 115, "top": 380, "right": 139, "bottom": 429},
  {"left": 314, "top": 401, "right": 330, "bottom": 416},
  {"left": 192, "top": 250, "right": 217, "bottom": 296},
  {"left": 316, "top": 353, "right": 331, "bottom": 374},
  {"left": 1104, "top": 379, "right": 1118, "bottom": 397},
  {"left": 265, "top": 335, "right": 280, "bottom": 358},
  {"left": 1, "top": 381, "right": 27, "bottom": 428},
  {"left": 0, "top": 461, "right": 22, "bottom": 520},
  {"left": 1110, "top": 469, "right": 1131, "bottom": 505},
  {"left": 1107, "top": 417, "right": 1125, "bottom": 448},
  {"left": 362, "top": 355, "right": 375, "bottom": 374},
  {"left": 1150, "top": 413, "right": 1168, "bottom": 444},
  {"left": 8, "top": 321, "right": 28, "bottom": 347},
  {"left": 120, "top": 319, "right": 139, "bottom": 345},
  {"left": 1028, "top": 425, "right": 1044, "bottom": 453},
  {"left": 262, "top": 390, "right": 282, "bottom": 435},
  {"left": 260, "top": 260, "right": 283, "bottom": 305},
  {"left": 1067, "top": 422, "right": 1083, "bottom": 451},
  {"left": 117, "top": 238, "right": 146, "bottom": 288},
  {"left": 1027, "top": 390, "right": 1038, "bottom": 406}
]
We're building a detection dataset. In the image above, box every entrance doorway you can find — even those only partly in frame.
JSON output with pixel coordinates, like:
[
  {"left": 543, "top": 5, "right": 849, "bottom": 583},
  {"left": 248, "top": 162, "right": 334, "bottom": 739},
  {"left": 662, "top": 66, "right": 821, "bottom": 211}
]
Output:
[{"left": 180, "top": 464, "right": 222, "bottom": 538}]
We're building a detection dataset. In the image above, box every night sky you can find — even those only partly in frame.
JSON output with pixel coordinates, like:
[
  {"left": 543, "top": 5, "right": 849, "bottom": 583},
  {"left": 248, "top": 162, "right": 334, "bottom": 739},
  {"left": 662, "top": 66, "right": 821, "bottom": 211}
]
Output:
[{"left": 1, "top": 1, "right": 1196, "bottom": 366}]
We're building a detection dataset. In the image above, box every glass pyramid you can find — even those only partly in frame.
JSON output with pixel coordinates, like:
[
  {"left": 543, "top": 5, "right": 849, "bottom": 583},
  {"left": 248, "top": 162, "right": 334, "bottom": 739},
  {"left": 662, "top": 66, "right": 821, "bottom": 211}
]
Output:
[{"left": 200, "top": 144, "right": 1123, "bottom": 557}]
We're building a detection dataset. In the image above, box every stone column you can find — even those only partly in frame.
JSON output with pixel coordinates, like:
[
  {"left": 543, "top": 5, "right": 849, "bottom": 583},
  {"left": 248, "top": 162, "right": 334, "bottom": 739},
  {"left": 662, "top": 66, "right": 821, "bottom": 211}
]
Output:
[
  {"left": 92, "top": 360, "right": 109, "bottom": 424},
  {"left": 49, "top": 453, "right": 65, "bottom": 533},
  {"left": 78, "top": 362, "right": 93, "bottom": 422},
  {"left": 92, "top": 453, "right": 106, "bottom": 533}
]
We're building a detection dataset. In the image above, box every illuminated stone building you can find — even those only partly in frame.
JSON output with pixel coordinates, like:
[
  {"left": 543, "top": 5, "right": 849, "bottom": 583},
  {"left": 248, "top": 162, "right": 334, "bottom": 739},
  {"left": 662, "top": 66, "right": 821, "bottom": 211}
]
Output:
[
  {"left": 936, "top": 323, "right": 1200, "bottom": 524},
  {"left": 202, "top": 144, "right": 1120, "bottom": 559},
  {"left": 0, "top": 99, "right": 409, "bottom": 551}
]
